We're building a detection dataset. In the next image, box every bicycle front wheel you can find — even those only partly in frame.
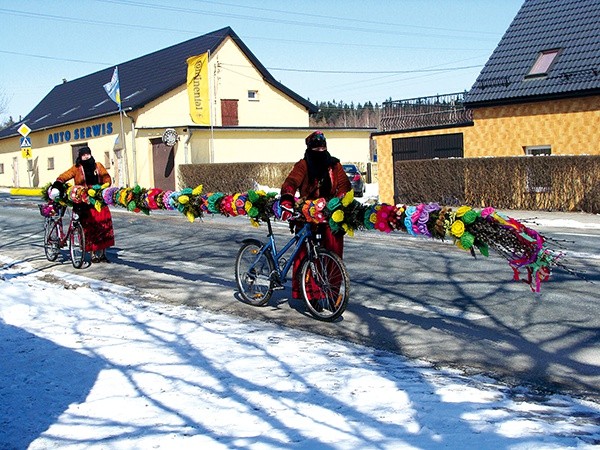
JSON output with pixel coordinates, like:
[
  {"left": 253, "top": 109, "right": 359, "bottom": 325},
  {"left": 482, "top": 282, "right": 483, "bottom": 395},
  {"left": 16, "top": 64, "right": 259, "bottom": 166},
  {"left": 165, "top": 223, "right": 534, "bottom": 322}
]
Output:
[
  {"left": 235, "top": 242, "right": 275, "bottom": 306},
  {"left": 300, "top": 248, "right": 350, "bottom": 322},
  {"left": 69, "top": 222, "right": 86, "bottom": 268},
  {"left": 44, "top": 220, "right": 61, "bottom": 261}
]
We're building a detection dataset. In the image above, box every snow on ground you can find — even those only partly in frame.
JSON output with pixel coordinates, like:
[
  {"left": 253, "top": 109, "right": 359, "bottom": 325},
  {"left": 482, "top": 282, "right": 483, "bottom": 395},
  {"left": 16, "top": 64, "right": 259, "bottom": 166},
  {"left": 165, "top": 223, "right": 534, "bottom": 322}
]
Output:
[{"left": 1, "top": 256, "right": 599, "bottom": 449}]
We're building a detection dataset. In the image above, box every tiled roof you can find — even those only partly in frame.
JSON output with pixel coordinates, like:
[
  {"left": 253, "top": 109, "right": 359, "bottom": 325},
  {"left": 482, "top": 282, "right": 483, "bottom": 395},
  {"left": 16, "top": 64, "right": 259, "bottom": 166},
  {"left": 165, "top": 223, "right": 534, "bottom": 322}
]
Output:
[
  {"left": 464, "top": 0, "right": 600, "bottom": 106},
  {"left": 0, "top": 27, "right": 317, "bottom": 139}
]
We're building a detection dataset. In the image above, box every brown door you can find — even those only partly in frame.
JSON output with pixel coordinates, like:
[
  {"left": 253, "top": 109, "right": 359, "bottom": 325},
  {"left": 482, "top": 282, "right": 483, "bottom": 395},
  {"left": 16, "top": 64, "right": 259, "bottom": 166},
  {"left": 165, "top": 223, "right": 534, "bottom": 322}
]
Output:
[
  {"left": 72, "top": 143, "right": 88, "bottom": 164},
  {"left": 221, "top": 99, "right": 239, "bottom": 126},
  {"left": 151, "top": 138, "right": 176, "bottom": 191}
]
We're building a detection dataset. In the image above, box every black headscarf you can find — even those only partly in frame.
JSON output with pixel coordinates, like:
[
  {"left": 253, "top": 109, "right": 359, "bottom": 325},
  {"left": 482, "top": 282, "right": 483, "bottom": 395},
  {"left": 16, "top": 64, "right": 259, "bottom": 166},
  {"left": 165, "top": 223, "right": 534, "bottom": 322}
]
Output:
[
  {"left": 76, "top": 146, "right": 99, "bottom": 185},
  {"left": 304, "top": 149, "right": 336, "bottom": 198}
]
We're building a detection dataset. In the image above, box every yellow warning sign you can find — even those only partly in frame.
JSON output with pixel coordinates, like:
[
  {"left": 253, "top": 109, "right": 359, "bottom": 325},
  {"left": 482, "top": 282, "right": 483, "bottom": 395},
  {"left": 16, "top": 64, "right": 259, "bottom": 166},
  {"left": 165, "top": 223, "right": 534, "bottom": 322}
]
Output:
[{"left": 21, "top": 147, "right": 32, "bottom": 159}]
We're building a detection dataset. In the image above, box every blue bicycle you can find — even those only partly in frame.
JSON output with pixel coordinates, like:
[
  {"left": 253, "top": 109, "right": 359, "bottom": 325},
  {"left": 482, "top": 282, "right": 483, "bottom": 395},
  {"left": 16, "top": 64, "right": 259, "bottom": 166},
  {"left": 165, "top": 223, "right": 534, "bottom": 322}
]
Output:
[{"left": 235, "top": 215, "right": 350, "bottom": 322}]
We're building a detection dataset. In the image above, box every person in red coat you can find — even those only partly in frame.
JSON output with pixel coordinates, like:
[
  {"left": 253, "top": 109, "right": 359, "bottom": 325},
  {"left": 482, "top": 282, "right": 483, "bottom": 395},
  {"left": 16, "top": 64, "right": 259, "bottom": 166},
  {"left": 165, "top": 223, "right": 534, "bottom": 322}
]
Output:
[
  {"left": 280, "top": 131, "right": 352, "bottom": 300},
  {"left": 50, "top": 146, "right": 115, "bottom": 263}
]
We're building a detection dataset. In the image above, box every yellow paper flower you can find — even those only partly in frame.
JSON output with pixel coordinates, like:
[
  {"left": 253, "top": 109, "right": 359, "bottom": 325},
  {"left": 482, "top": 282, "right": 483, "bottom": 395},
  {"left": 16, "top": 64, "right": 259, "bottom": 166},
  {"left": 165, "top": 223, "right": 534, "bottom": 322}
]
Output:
[
  {"left": 101, "top": 182, "right": 110, "bottom": 189},
  {"left": 186, "top": 211, "right": 195, "bottom": 222},
  {"left": 342, "top": 223, "right": 354, "bottom": 237},
  {"left": 94, "top": 201, "right": 102, "bottom": 212},
  {"left": 342, "top": 190, "right": 354, "bottom": 207},
  {"left": 119, "top": 190, "right": 128, "bottom": 206},
  {"left": 450, "top": 220, "right": 465, "bottom": 237},
  {"left": 250, "top": 218, "right": 259, "bottom": 228},
  {"left": 256, "top": 190, "right": 266, "bottom": 196},
  {"left": 192, "top": 184, "right": 203, "bottom": 196},
  {"left": 369, "top": 212, "right": 377, "bottom": 224},
  {"left": 332, "top": 209, "right": 344, "bottom": 223},
  {"left": 178, "top": 195, "right": 189, "bottom": 204},
  {"left": 245, "top": 201, "right": 252, "bottom": 212},
  {"left": 88, "top": 189, "right": 96, "bottom": 197},
  {"left": 456, "top": 205, "right": 472, "bottom": 217}
]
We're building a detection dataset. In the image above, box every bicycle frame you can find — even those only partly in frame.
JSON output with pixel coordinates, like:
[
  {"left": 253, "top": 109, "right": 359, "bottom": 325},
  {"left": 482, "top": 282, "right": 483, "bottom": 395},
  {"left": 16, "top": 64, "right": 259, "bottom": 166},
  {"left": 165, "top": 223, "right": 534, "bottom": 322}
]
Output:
[
  {"left": 255, "top": 217, "right": 315, "bottom": 285},
  {"left": 49, "top": 206, "right": 77, "bottom": 247}
]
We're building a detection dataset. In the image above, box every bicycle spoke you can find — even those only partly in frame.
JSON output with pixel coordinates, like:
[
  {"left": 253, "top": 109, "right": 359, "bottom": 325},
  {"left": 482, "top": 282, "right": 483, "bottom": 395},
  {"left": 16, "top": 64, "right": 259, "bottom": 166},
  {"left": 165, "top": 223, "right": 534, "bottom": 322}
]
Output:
[
  {"left": 301, "top": 249, "right": 349, "bottom": 322},
  {"left": 235, "top": 242, "right": 274, "bottom": 306}
]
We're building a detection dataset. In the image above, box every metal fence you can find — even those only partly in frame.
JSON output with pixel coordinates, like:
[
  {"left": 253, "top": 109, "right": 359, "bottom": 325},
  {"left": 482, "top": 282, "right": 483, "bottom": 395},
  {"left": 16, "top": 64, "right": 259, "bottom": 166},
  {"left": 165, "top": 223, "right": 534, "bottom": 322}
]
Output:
[{"left": 381, "top": 92, "right": 473, "bottom": 132}]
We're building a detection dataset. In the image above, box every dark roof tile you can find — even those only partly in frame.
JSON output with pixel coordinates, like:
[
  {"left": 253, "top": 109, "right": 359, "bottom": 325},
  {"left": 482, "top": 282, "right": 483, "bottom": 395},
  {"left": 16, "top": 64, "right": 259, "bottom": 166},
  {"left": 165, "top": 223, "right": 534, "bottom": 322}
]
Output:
[
  {"left": 1, "top": 27, "right": 317, "bottom": 139},
  {"left": 465, "top": 0, "right": 600, "bottom": 106}
]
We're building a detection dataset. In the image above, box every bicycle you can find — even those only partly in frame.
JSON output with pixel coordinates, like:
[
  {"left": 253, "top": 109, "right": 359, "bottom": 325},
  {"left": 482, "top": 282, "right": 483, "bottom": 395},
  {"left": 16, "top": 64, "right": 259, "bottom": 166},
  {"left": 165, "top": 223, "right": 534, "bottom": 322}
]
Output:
[
  {"left": 235, "top": 214, "right": 350, "bottom": 322},
  {"left": 39, "top": 202, "right": 87, "bottom": 268}
]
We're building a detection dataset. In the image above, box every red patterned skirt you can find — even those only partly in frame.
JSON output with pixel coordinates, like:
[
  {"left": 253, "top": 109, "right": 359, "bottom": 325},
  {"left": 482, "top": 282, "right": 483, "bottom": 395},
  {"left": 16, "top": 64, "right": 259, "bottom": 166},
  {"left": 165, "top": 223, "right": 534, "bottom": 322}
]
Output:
[{"left": 76, "top": 204, "right": 115, "bottom": 252}]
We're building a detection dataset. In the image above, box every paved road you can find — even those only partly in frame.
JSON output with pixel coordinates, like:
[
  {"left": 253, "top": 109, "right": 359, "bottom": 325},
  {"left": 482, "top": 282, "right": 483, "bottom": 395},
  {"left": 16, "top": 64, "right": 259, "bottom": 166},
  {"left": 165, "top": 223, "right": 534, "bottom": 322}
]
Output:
[{"left": 2, "top": 195, "right": 600, "bottom": 401}]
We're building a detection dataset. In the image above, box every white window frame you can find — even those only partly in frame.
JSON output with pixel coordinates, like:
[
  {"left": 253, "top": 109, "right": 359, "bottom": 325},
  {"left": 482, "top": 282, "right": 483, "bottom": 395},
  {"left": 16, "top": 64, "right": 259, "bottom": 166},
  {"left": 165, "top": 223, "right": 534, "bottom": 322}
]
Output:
[
  {"left": 524, "top": 145, "right": 552, "bottom": 193},
  {"left": 247, "top": 90, "right": 259, "bottom": 101}
]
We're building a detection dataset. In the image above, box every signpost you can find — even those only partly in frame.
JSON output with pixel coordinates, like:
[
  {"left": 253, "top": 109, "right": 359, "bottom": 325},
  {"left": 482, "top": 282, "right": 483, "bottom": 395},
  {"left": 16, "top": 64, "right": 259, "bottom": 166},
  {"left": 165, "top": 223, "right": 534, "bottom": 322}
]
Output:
[{"left": 17, "top": 124, "right": 33, "bottom": 186}]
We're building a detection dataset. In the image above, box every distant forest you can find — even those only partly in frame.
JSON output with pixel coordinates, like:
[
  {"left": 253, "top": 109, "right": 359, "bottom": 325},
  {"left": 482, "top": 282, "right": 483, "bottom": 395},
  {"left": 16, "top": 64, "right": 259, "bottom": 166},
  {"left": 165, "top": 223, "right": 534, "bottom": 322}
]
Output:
[{"left": 309, "top": 100, "right": 385, "bottom": 129}]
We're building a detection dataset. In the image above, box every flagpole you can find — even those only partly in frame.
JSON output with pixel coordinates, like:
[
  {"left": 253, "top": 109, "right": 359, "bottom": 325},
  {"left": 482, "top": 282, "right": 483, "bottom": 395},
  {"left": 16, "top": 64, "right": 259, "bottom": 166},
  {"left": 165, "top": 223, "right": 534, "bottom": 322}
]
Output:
[
  {"left": 208, "top": 49, "right": 214, "bottom": 163},
  {"left": 119, "top": 108, "right": 129, "bottom": 187},
  {"left": 103, "top": 66, "right": 129, "bottom": 187}
]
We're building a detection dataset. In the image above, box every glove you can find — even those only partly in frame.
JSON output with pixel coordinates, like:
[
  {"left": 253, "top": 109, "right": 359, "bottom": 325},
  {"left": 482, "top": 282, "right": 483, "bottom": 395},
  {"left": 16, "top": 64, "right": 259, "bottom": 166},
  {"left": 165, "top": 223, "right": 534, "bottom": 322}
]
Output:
[
  {"left": 49, "top": 181, "right": 64, "bottom": 201},
  {"left": 280, "top": 200, "right": 294, "bottom": 222},
  {"left": 49, "top": 188, "right": 61, "bottom": 201}
]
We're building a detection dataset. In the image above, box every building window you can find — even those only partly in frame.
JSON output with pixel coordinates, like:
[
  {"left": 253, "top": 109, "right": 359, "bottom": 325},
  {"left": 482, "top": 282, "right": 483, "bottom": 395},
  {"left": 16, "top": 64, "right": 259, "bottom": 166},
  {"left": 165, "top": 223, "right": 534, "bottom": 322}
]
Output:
[
  {"left": 524, "top": 145, "right": 551, "bottom": 156},
  {"left": 248, "top": 90, "right": 259, "bottom": 101},
  {"left": 526, "top": 49, "right": 560, "bottom": 78},
  {"left": 47, "top": 157, "right": 54, "bottom": 170},
  {"left": 0, "top": 163, "right": 4, "bottom": 174},
  {"left": 524, "top": 145, "right": 551, "bottom": 193},
  {"left": 104, "top": 151, "right": 111, "bottom": 168}
]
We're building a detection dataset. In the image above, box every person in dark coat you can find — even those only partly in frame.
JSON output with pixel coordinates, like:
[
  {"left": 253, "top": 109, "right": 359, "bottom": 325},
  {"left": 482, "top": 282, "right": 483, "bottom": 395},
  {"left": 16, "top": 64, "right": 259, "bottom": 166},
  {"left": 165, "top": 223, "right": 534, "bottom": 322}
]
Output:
[{"left": 280, "top": 131, "right": 352, "bottom": 299}]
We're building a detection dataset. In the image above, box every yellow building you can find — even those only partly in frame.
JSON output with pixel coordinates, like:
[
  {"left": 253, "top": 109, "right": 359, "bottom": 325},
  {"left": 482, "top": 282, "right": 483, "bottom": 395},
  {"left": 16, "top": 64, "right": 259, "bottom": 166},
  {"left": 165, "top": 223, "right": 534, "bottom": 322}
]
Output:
[
  {"left": 0, "top": 27, "right": 373, "bottom": 190},
  {"left": 374, "top": 0, "right": 600, "bottom": 204}
]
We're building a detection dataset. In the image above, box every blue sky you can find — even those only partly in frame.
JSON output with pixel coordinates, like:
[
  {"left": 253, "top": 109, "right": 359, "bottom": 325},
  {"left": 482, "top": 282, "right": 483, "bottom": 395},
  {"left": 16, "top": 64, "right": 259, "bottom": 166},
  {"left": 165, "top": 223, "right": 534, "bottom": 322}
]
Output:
[{"left": 0, "top": 0, "right": 524, "bottom": 122}]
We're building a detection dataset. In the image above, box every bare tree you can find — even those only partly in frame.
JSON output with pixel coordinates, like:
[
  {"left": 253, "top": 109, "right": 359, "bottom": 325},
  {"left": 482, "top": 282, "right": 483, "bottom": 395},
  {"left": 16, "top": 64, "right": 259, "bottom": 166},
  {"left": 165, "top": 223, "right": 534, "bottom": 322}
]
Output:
[{"left": 0, "top": 90, "right": 12, "bottom": 130}]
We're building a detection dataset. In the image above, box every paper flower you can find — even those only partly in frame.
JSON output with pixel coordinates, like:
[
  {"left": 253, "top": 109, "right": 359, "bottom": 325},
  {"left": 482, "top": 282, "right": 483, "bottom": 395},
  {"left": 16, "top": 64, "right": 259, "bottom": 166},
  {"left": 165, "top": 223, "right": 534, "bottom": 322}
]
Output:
[{"left": 450, "top": 220, "right": 465, "bottom": 238}]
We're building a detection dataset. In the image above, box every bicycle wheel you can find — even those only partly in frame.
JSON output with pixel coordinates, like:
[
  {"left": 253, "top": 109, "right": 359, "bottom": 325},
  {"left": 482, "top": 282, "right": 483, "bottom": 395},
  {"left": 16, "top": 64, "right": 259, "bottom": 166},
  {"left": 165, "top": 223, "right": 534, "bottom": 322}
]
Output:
[
  {"left": 69, "top": 222, "right": 86, "bottom": 268},
  {"left": 300, "top": 248, "right": 350, "bottom": 322},
  {"left": 44, "top": 220, "right": 61, "bottom": 261},
  {"left": 235, "top": 241, "right": 275, "bottom": 306}
]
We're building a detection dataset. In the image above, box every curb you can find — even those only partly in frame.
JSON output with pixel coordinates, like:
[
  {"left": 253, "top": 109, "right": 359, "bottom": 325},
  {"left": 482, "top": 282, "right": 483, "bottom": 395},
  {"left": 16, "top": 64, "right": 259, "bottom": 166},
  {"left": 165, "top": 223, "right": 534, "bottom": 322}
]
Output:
[{"left": 9, "top": 187, "right": 43, "bottom": 197}]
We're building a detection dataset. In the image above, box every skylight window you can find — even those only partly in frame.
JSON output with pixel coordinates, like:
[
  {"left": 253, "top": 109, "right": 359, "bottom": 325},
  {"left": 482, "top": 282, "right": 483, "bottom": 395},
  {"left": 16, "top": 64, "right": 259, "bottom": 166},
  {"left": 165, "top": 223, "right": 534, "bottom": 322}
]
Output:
[{"left": 527, "top": 49, "right": 560, "bottom": 77}]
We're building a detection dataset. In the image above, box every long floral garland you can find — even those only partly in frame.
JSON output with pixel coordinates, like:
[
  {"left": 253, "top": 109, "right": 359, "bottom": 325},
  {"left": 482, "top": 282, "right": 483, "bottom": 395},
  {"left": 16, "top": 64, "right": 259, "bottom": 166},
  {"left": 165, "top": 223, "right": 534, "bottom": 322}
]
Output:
[{"left": 40, "top": 182, "right": 562, "bottom": 292}]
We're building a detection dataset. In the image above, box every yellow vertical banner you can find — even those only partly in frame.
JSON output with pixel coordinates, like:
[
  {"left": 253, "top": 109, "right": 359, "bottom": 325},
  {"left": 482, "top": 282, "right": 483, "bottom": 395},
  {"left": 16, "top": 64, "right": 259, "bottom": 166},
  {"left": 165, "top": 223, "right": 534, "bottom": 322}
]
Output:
[{"left": 186, "top": 53, "right": 210, "bottom": 125}]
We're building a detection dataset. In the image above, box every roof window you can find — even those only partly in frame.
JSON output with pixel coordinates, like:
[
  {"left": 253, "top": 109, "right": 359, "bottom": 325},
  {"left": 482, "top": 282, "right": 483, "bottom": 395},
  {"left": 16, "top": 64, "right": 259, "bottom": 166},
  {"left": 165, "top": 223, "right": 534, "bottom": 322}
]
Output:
[{"left": 526, "top": 49, "right": 560, "bottom": 78}]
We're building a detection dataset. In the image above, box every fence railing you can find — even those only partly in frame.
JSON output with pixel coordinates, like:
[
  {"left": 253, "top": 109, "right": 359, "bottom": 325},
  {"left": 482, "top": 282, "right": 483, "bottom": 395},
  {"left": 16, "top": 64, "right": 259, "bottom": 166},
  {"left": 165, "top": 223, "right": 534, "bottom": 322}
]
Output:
[{"left": 381, "top": 92, "right": 473, "bottom": 132}]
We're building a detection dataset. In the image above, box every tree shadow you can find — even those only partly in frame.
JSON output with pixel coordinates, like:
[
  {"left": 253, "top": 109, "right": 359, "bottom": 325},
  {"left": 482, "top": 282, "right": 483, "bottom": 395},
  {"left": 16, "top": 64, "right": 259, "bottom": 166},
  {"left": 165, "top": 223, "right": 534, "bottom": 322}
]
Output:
[{"left": 0, "top": 320, "right": 104, "bottom": 449}]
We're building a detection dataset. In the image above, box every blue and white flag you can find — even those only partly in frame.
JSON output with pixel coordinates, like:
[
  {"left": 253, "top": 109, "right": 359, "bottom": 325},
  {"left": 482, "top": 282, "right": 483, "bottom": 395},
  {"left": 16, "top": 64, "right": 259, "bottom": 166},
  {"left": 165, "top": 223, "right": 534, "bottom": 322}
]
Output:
[{"left": 103, "top": 66, "right": 121, "bottom": 110}]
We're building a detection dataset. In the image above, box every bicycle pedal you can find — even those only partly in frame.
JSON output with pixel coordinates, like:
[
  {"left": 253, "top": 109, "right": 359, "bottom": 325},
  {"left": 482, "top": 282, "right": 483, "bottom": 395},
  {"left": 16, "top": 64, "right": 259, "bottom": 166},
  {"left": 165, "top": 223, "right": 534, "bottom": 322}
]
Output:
[{"left": 272, "top": 283, "right": 285, "bottom": 291}]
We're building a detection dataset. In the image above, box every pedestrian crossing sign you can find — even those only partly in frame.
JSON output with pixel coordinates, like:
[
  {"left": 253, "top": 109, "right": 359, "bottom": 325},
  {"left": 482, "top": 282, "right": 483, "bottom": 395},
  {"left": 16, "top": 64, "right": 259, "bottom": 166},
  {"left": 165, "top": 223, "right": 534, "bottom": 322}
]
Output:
[{"left": 20, "top": 136, "right": 32, "bottom": 158}]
